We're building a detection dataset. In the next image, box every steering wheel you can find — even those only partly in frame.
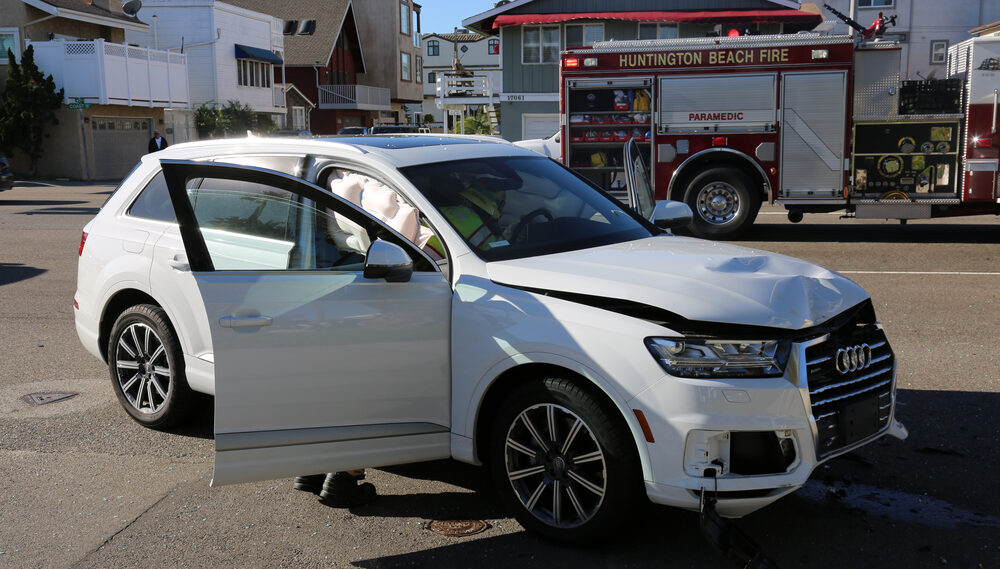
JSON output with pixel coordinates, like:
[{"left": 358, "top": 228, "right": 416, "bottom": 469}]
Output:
[{"left": 510, "top": 208, "right": 555, "bottom": 243}]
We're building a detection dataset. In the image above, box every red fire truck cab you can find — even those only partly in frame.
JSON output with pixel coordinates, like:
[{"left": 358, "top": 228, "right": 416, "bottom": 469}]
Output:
[{"left": 561, "top": 34, "right": 1000, "bottom": 238}]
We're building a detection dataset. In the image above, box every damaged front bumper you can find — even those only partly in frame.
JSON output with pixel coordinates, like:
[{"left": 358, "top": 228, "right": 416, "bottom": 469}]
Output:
[{"left": 631, "top": 324, "right": 908, "bottom": 517}]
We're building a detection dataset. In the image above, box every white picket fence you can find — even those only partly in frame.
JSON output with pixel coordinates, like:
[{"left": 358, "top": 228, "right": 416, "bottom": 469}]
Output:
[{"left": 31, "top": 39, "right": 190, "bottom": 108}]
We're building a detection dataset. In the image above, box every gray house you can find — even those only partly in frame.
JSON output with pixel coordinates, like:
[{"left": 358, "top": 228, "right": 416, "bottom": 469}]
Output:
[{"left": 462, "top": 0, "right": 821, "bottom": 141}]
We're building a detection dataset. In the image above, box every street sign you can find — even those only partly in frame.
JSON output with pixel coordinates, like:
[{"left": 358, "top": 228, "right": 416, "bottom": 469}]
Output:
[{"left": 67, "top": 97, "right": 91, "bottom": 110}]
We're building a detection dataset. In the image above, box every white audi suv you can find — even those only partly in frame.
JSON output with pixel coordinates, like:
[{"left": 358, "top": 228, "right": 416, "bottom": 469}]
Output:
[{"left": 75, "top": 135, "right": 906, "bottom": 543}]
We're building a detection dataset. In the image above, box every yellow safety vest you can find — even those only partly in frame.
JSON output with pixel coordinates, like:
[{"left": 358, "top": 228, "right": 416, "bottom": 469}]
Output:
[{"left": 426, "top": 205, "right": 498, "bottom": 256}]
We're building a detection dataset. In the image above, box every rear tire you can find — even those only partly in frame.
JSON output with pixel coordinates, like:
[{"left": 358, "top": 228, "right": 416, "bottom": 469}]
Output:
[
  {"left": 683, "top": 166, "right": 760, "bottom": 239},
  {"left": 488, "top": 376, "right": 642, "bottom": 545},
  {"left": 107, "top": 304, "right": 192, "bottom": 430}
]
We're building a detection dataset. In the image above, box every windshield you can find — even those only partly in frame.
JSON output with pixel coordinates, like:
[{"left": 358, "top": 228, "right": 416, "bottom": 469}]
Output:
[{"left": 401, "top": 156, "right": 654, "bottom": 261}]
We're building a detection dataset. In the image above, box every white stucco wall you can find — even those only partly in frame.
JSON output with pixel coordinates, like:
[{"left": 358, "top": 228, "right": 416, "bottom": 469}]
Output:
[
  {"left": 821, "top": 0, "right": 1000, "bottom": 79},
  {"left": 126, "top": 0, "right": 283, "bottom": 112}
]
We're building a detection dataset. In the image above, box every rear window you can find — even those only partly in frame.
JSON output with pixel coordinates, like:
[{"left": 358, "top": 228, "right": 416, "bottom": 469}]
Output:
[{"left": 128, "top": 172, "right": 176, "bottom": 222}]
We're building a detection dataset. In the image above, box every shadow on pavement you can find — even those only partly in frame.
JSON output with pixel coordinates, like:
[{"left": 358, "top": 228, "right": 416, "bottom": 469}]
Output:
[
  {"left": 0, "top": 263, "right": 47, "bottom": 285},
  {"left": 744, "top": 222, "right": 1000, "bottom": 244},
  {"left": 168, "top": 394, "right": 215, "bottom": 440},
  {"left": 17, "top": 206, "right": 101, "bottom": 216},
  {"left": 0, "top": 199, "right": 88, "bottom": 207},
  {"left": 349, "top": 489, "right": 505, "bottom": 521},
  {"left": 351, "top": 506, "right": 705, "bottom": 569},
  {"left": 362, "top": 389, "right": 1000, "bottom": 569},
  {"left": 381, "top": 459, "right": 489, "bottom": 493}
]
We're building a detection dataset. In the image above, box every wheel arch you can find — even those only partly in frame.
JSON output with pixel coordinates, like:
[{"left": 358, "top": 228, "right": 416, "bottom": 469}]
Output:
[
  {"left": 470, "top": 360, "right": 653, "bottom": 482},
  {"left": 666, "top": 148, "right": 770, "bottom": 204},
  {"left": 98, "top": 288, "right": 162, "bottom": 363}
]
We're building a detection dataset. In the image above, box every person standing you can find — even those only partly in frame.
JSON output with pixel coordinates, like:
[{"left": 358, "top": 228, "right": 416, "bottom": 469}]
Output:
[{"left": 148, "top": 130, "right": 169, "bottom": 153}]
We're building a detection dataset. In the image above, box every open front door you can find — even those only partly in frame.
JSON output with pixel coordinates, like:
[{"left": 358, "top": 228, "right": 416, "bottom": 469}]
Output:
[
  {"left": 160, "top": 160, "right": 452, "bottom": 485},
  {"left": 624, "top": 138, "right": 655, "bottom": 220}
]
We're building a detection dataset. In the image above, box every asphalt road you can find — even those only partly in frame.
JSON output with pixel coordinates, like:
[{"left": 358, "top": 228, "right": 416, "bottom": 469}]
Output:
[{"left": 1, "top": 182, "right": 998, "bottom": 569}]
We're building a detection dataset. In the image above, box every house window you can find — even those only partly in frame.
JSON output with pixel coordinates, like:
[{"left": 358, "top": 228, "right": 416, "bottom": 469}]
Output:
[
  {"left": 0, "top": 28, "right": 20, "bottom": 62},
  {"left": 488, "top": 38, "right": 499, "bottom": 55},
  {"left": 428, "top": 71, "right": 436, "bottom": 84},
  {"left": 401, "top": 51, "right": 411, "bottom": 81},
  {"left": 413, "top": 10, "right": 421, "bottom": 47},
  {"left": 400, "top": 1, "right": 410, "bottom": 35},
  {"left": 565, "top": 24, "right": 602, "bottom": 48},
  {"left": 292, "top": 106, "right": 305, "bottom": 130},
  {"left": 930, "top": 40, "right": 948, "bottom": 64},
  {"left": 638, "top": 23, "right": 678, "bottom": 40},
  {"left": 416, "top": 57, "right": 423, "bottom": 83},
  {"left": 238, "top": 60, "right": 272, "bottom": 88},
  {"left": 522, "top": 25, "right": 559, "bottom": 64},
  {"left": 858, "top": 0, "right": 893, "bottom": 6},
  {"left": 427, "top": 40, "right": 439, "bottom": 56}
]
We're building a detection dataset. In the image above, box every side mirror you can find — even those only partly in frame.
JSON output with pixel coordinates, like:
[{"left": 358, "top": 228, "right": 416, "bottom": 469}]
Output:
[
  {"left": 363, "top": 240, "right": 413, "bottom": 282},
  {"left": 650, "top": 200, "right": 693, "bottom": 230}
]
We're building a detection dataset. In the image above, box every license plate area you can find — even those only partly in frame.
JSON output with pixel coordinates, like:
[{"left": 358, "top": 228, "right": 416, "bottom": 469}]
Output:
[{"left": 840, "top": 395, "right": 879, "bottom": 446}]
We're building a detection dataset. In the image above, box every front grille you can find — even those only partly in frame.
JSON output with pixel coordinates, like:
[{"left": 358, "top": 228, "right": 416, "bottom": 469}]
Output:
[{"left": 805, "top": 324, "right": 895, "bottom": 458}]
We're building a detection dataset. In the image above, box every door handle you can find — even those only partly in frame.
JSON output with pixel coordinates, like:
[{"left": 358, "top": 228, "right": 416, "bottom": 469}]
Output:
[
  {"left": 168, "top": 254, "right": 190, "bottom": 271},
  {"left": 219, "top": 316, "right": 273, "bottom": 328}
]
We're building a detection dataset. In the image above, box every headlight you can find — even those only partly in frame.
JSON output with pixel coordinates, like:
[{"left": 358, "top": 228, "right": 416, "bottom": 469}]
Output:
[{"left": 645, "top": 337, "right": 790, "bottom": 378}]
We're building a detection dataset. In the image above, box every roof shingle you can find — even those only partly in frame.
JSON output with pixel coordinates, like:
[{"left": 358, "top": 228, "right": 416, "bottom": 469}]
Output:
[{"left": 225, "top": 0, "right": 351, "bottom": 66}]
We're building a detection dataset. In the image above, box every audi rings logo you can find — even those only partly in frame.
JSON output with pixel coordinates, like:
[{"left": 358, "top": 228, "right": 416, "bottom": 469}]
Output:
[{"left": 835, "top": 344, "right": 872, "bottom": 375}]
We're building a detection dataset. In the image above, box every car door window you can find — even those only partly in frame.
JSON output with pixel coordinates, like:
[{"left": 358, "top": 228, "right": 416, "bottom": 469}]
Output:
[
  {"left": 161, "top": 161, "right": 435, "bottom": 273},
  {"left": 625, "top": 139, "right": 654, "bottom": 220}
]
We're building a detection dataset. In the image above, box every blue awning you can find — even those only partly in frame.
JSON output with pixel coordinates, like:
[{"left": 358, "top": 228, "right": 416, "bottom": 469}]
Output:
[{"left": 235, "top": 44, "right": 282, "bottom": 65}]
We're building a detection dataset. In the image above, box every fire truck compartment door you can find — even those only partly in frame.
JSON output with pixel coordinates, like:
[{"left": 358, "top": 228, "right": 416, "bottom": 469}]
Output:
[
  {"left": 779, "top": 71, "right": 848, "bottom": 200},
  {"left": 657, "top": 74, "right": 776, "bottom": 133}
]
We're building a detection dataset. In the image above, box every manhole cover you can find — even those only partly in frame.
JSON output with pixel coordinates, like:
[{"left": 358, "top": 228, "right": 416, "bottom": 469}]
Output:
[
  {"left": 22, "top": 392, "right": 79, "bottom": 406},
  {"left": 427, "top": 519, "right": 490, "bottom": 537}
]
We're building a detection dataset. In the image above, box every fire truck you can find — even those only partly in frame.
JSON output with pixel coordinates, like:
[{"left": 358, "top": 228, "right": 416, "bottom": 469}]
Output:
[{"left": 559, "top": 33, "right": 1000, "bottom": 238}]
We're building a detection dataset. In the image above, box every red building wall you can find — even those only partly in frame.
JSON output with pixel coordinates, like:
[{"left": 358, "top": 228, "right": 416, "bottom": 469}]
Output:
[{"left": 280, "top": 13, "right": 373, "bottom": 134}]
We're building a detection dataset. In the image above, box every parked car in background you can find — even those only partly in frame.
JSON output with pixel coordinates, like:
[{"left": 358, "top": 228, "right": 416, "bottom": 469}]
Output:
[
  {"left": 368, "top": 125, "right": 418, "bottom": 134},
  {"left": 336, "top": 126, "right": 367, "bottom": 135},
  {"left": 514, "top": 130, "right": 561, "bottom": 160},
  {"left": 0, "top": 157, "right": 13, "bottom": 191},
  {"left": 271, "top": 129, "right": 312, "bottom": 137},
  {"left": 74, "top": 135, "right": 905, "bottom": 544}
]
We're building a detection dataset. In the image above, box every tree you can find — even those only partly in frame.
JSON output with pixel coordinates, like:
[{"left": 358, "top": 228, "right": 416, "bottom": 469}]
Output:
[
  {"left": 195, "top": 100, "right": 274, "bottom": 138},
  {"left": 423, "top": 113, "right": 434, "bottom": 125},
  {"left": 449, "top": 107, "right": 492, "bottom": 135},
  {"left": 221, "top": 100, "right": 256, "bottom": 134},
  {"left": 0, "top": 46, "right": 65, "bottom": 175},
  {"left": 195, "top": 102, "right": 229, "bottom": 138}
]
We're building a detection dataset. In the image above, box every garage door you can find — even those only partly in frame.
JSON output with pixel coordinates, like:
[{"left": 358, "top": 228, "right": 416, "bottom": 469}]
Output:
[
  {"left": 521, "top": 113, "right": 559, "bottom": 140},
  {"left": 91, "top": 117, "right": 152, "bottom": 180}
]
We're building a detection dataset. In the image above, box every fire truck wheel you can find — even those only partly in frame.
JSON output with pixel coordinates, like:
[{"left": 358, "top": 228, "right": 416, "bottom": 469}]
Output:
[{"left": 683, "top": 166, "right": 760, "bottom": 239}]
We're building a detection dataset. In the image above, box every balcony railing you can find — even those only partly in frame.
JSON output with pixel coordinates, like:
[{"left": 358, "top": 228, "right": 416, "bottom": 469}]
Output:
[
  {"left": 318, "top": 84, "right": 391, "bottom": 111},
  {"left": 435, "top": 72, "right": 500, "bottom": 109},
  {"left": 31, "top": 39, "right": 190, "bottom": 108}
]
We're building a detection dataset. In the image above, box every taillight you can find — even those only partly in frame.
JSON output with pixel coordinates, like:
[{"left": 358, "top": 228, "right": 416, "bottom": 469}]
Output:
[
  {"left": 78, "top": 231, "right": 88, "bottom": 256},
  {"left": 973, "top": 136, "right": 992, "bottom": 149}
]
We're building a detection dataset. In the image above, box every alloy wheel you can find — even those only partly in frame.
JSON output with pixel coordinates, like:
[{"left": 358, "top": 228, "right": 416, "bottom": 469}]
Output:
[
  {"left": 114, "top": 323, "right": 171, "bottom": 414},
  {"left": 504, "top": 403, "right": 607, "bottom": 529}
]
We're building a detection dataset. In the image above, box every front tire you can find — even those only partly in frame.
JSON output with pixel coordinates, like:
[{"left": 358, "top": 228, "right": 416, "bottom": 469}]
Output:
[
  {"left": 107, "top": 304, "right": 192, "bottom": 430},
  {"left": 489, "top": 376, "right": 642, "bottom": 545},
  {"left": 683, "top": 166, "right": 760, "bottom": 239}
]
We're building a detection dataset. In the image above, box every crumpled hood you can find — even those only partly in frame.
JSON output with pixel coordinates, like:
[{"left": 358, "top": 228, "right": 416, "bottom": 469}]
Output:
[{"left": 487, "top": 236, "right": 869, "bottom": 331}]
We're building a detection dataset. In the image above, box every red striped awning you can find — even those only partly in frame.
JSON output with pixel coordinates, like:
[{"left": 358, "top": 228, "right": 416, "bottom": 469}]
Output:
[{"left": 493, "top": 10, "right": 823, "bottom": 29}]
